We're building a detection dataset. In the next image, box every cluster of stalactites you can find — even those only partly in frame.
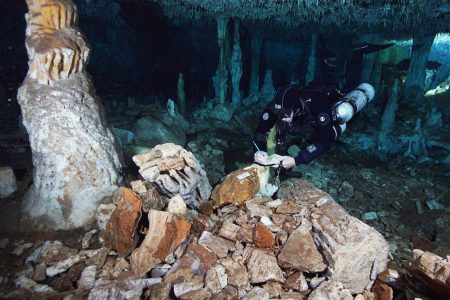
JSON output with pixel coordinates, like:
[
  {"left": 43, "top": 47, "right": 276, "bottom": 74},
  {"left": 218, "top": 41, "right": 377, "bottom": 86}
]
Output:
[{"left": 24, "top": 0, "right": 90, "bottom": 85}]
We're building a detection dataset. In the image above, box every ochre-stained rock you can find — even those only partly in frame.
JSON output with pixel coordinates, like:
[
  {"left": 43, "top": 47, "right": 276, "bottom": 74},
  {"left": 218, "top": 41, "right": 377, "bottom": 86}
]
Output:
[
  {"left": 103, "top": 188, "right": 142, "bottom": 257},
  {"left": 406, "top": 249, "right": 450, "bottom": 299},
  {"left": 278, "top": 219, "right": 327, "bottom": 272},
  {"left": 192, "top": 215, "right": 212, "bottom": 233},
  {"left": 211, "top": 165, "right": 263, "bottom": 208},
  {"left": 371, "top": 280, "right": 393, "bottom": 300},
  {"left": 185, "top": 243, "right": 218, "bottom": 273},
  {"left": 278, "top": 180, "right": 389, "bottom": 294},
  {"left": 253, "top": 223, "right": 275, "bottom": 248},
  {"left": 130, "top": 210, "right": 191, "bottom": 276},
  {"left": 247, "top": 248, "right": 284, "bottom": 284}
]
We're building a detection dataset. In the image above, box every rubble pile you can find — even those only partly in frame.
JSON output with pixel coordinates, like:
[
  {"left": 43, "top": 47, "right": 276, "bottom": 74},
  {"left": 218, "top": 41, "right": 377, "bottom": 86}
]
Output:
[{"left": 0, "top": 147, "right": 447, "bottom": 299}]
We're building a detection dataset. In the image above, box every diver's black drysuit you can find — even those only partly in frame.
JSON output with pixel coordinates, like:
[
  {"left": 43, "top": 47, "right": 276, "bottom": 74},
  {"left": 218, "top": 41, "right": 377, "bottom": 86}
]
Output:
[{"left": 253, "top": 83, "right": 343, "bottom": 165}]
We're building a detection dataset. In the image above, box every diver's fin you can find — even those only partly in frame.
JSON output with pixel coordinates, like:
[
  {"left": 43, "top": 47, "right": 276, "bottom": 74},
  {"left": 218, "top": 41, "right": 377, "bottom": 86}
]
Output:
[{"left": 352, "top": 42, "right": 395, "bottom": 54}]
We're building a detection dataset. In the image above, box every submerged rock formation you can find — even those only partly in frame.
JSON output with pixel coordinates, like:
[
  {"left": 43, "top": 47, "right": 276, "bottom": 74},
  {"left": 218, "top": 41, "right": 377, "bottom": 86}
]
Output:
[{"left": 17, "top": 0, "right": 122, "bottom": 229}]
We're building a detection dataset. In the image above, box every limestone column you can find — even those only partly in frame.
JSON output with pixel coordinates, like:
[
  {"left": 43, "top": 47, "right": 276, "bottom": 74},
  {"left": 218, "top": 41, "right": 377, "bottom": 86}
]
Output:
[
  {"left": 214, "top": 17, "right": 229, "bottom": 103},
  {"left": 305, "top": 33, "right": 318, "bottom": 84},
  {"left": 403, "top": 34, "right": 436, "bottom": 102},
  {"left": 249, "top": 35, "right": 262, "bottom": 95},
  {"left": 231, "top": 20, "right": 242, "bottom": 104},
  {"left": 18, "top": 0, "right": 122, "bottom": 229}
]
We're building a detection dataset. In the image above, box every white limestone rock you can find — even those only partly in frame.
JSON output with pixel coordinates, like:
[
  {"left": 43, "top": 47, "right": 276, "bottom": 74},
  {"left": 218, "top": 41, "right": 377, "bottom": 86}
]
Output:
[
  {"left": 167, "top": 195, "right": 187, "bottom": 215},
  {"left": 88, "top": 278, "right": 162, "bottom": 300},
  {"left": 0, "top": 167, "right": 17, "bottom": 198},
  {"left": 78, "top": 265, "right": 97, "bottom": 291},
  {"left": 46, "top": 254, "right": 85, "bottom": 277}
]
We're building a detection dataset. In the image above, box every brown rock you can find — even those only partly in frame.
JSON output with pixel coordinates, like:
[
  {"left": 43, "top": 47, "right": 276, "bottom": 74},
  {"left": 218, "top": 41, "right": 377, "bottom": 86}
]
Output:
[
  {"left": 185, "top": 243, "right": 218, "bottom": 273},
  {"left": 199, "top": 231, "right": 229, "bottom": 258},
  {"left": 164, "top": 267, "right": 194, "bottom": 285},
  {"left": 221, "top": 258, "right": 249, "bottom": 288},
  {"left": 283, "top": 272, "right": 308, "bottom": 292},
  {"left": 179, "top": 288, "right": 211, "bottom": 300},
  {"left": 253, "top": 223, "right": 275, "bottom": 248},
  {"left": 109, "top": 257, "right": 130, "bottom": 279},
  {"left": 278, "top": 219, "right": 327, "bottom": 272},
  {"left": 222, "top": 286, "right": 239, "bottom": 299},
  {"left": 411, "top": 236, "right": 437, "bottom": 252},
  {"left": 263, "top": 282, "right": 283, "bottom": 298},
  {"left": 131, "top": 180, "right": 167, "bottom": 212},
  {"left": 219, "top": 222, "right": 240, "bottom": 241},
  {"left": 130, "top": 210, "right": 191, "bottom": 276},
  {"left": 193, "top": 215, "right": 211, "bottom": 233},
  {"left": 247, "top": 248, "right": 284, "bottom": 284},
  {"left": 237, "top": 224, "right": 254, "bottom": 244},
  {"left": 199, "top": 201, "right": 214, "bottom": 216},
  {"left": 372, "top": 280, "right": 393, "bottom": 300},
  {"left": 406, "top": 249, "right": 450, "bottom": 299},
  {"left": 145, "top": 282, "right": 172, "bottom": 300},
  {"left": 242, "top": 286, "right": 269, "bottom": 300},
  {"left": 33, "top": 262, "right": 46, "bottom": 282},
  {"left": 103, "top": 188, "right": 142, "bottom": 257},
  {"left": 211, "top": 166, "right": 261, "bottom": 208}
]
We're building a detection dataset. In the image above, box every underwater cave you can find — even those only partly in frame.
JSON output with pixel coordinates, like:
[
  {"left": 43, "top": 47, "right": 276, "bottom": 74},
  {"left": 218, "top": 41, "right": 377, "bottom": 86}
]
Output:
[{"left": 0, "top": 0, "right": 449, "bottom": 298}]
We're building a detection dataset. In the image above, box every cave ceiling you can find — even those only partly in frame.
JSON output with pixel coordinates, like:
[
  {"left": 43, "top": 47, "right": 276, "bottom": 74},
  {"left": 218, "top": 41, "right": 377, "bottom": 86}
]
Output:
[{"left": 144, "top": 0, "right": 450, "bottom": 38}]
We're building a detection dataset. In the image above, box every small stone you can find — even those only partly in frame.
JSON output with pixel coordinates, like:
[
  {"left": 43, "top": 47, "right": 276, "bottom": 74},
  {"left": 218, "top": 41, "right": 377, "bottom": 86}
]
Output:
[
  {"left": 247, "top": 248, "right": 284, "bottom": 284},
  {"left": 192, "top": 215, "right": 211, "bottom": 233},
  {"left": 219, "top": 222, "right": 240, "bottom": 241},
  {"left": 0, "top": 167, "right": 17, "bottom": 198},
  {"left": 146, "top": 282, "right": 171, "bottom": 300},
  {"left": 246, "top": 198, "right": 273, "bottom": 217},
  {"left": 283, "top": 271, "right": 308, "bottom": 292},
  {"left": 96, "top": 203, "right": 116, "bottom": 231},
  {"left": 253, "top": 223, "right": 275, "bottom": 248},
  {"left": 237, "top": 224, "right": 254, "bottom": 243},
  {"left": 12, "top": 242, "right": 33, "bottom": 256},
  {"left": 150, "top": 264, "right": 171, "bottom": 278},
  {"left": 15, "top": 275, "right": 37, "bottom": 289},
  {"left": 78, "top": 265, "right": 97, "bottom": 291},
  {"left": 221, "top": 258, "right": 249, "bottom": 288},
  {"left": 167, "top": 194, "right": 187, "bottom": 214},
  {"left": 110, "top": 257, "right": 130, "bottom": 279},
  {"left": 309, "top": 276, "right": 326, "bottom": 289},
  {"left": 179, "top": 288, "right": 211, "bottom": 300},
  {"left": 82, "top": 230, "right": 98, "bottom": 250},
  {"left": 86, "top": 247, "right": 109, "bottom": 268},
  {"left": 88, "top": 278, "right": 161, "bottom": 299},
  {"left": 338, "top": 181, "right": 354, "bottom": 198},
  {"left": 185, "top": 243, "right": 218, "bottom": 273},
  {"left": 263, "top": 282, "right": 282, "bottom": 298},
  {"left": 308, "top": 280, "right": 352, "bottom": 300},
  {"left": 260, "top": 216, "right": 273, "bottom": 227},
  {"left": 265, "top": 199, "right": 283, "bottom": 208},
  {"left": 205, "top": 264, "right": 227, "bottom": 294},
  {"left": 372, "top": 280, "right": 393, "bottom": 300},
  {"left": 164, "top": 267, "right": 194, "bottom": 285},
  {"left": 46, "top": 254, "right": 85, "bottom": 277},
  {"left": 362, "top": 212, "right": 378, "bottom": 221},
  {"left": 242, "top": 286, "right": 269, "bottom": 300},
  {"left": 199, "top": 231, "right": 229, "bottom": 258},
  {"left": 173, "top": 275, "right": 204, "bottom": 297},
  {"left": 33, "top": 263, "right": 47, "bottom": 282}
]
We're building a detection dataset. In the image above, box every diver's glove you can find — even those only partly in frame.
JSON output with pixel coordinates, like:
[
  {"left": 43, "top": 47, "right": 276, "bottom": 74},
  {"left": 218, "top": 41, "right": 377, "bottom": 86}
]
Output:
[
  {"left": 254, "top": 151, "right": 269, "bottom": 165},
  {"left": 270, "top": 155, "right": 296, "bottom": 169}
]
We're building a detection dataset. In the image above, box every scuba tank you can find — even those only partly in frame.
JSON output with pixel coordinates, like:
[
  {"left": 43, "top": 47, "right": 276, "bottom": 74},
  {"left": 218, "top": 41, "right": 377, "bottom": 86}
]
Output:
[{"left": 332, "top": 83, "right": 375, "bottom": 125}]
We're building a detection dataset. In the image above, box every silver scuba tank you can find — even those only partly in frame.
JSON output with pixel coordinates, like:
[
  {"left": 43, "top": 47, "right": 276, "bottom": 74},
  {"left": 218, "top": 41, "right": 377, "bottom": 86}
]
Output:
[{"left": 332, "top": 83, "right": 375, "bottom": 125}]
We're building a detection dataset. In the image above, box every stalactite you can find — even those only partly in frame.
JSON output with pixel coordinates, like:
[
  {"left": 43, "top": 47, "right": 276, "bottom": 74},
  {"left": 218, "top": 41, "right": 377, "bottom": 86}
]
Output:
[
  {"left": 249, "top": 35, "right": 262, "bottom": 95},
  {"left": 17, "top": 0, "right": 122, "bottom": 229},
  {"left": 213, "top": 17, "right": 229, "bottom": 104},
  {"left": 231, "top": 20, "right": 242, "bottom": 104},
  {"left": 403, "top": 34, "right": 436, "bottom": 102},
  {"left": 305, "top": 33, "right": 318, "bottom": 84}
]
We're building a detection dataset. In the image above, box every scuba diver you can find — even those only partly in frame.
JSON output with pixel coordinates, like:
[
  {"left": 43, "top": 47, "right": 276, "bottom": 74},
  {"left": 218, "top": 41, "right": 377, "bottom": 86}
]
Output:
[{"left": 253, "top": 42, "right": 393, "bottom": 172}]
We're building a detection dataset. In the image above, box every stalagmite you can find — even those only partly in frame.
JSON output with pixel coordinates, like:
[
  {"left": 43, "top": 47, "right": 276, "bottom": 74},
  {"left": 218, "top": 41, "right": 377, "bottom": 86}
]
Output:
[
  {"left": 231, "top": 20, "right": 242, "bottom": 104},
  {"left": 17, "top": 0, "right": 122, "bottom": 229},
  {"left": 177, "top": 73, "right": 186, "bottom": 113},
  {"left": 305, "top": 33, "right": 318, "bottom": 84},
  {"left": 249, "top": 36, "right": 262, "bottom": 95},
  {"left": 403, "top": 34, "right": 436, "bottom": 102},
  {"left": 213, "top": 17, "right": 229, "bottom": 104},
  {"left": 377, "top": 80, "right": 399, "bottom": 153}
]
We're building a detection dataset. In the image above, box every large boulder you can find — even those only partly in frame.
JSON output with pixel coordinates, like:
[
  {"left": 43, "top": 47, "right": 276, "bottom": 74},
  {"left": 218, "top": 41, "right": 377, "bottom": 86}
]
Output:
[{"left": 278, "top": 179, "right": 390, "bottom": 294}]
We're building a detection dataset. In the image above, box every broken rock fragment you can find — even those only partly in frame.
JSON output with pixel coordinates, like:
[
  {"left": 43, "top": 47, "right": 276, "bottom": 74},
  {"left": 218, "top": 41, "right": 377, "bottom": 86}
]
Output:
[
  {"left": 247, "top": 248, "right": 284, "bottom": 284},
  {"left": 199, "top": 231, "right": 229, "bottom": 258},
  {"left": 253, "top": 223, "right": 275, "bottom": 248},
  {"left": 278, "top": 219, "right": 327, "bottom": 272},
  {"left": 308, "top": 280, "right": 352, "bottom": 300},
  {"left": 130, "top": 210, "right": 191, "bottom": 276},
  {"left": 103, "top": 187, "right": 142, "bottom": 257},
  {"left": 284, "top": 271, "right": 308, "bottom": 292}
]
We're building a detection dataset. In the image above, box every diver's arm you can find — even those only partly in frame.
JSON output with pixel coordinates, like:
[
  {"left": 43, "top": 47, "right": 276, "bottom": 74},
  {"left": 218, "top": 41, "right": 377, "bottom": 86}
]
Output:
[{"left": 253, "top": 101, "right": 277, "bottom": 152}]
